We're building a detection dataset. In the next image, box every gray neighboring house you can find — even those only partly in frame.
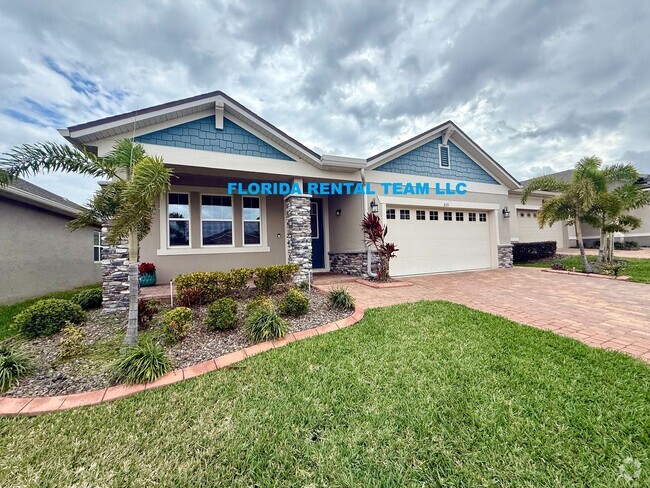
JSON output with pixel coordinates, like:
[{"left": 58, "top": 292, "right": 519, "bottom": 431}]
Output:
[{"left": 0, "top": 178, "right": 102, "bottom": 305}]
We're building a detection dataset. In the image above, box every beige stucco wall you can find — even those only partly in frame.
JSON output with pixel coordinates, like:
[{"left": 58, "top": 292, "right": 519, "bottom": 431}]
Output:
[
  {"left": 139, "top": 189, "right": 287, "bottom": 283},
  {"left": 327, "top": 193, "right": 365, "bottom": 252},
  {"left": 0, "top": 197, "right": 101, "bottom": 305}
]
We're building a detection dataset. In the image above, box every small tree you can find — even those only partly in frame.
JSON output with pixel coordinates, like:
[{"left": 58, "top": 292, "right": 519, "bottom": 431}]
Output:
[{"left": 361, "top": 213, "right": 398, "bottom": 281}]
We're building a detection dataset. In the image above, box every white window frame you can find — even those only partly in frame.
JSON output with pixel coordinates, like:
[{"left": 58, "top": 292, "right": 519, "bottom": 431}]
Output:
[
  {"left": 416, "top": 210, "right": 426, "bottom": 221},
  {"left": 439, "top": 144, "right": 451, "bottom": 169},
  {"left": 168, "top": 192, "right": 191, "bottom": 248},
  {"left": 242, "top": 196, "right": 262, "bottom": 247},
  {"left": 443, "top": 211, "right": 452, "bottom": 221},
  {"left": 479, "top": 212, "right": 487, "bottom": 222},
  {"left": 386, "top": 208, "right": 396, "bottom": 220},
  {"left": 200, "top": 193, "right": 234, "bottom": 248},
  {"left": 430, "top": 210, "right": 438, "bottom": 221},
  {"left": 93, "top": 230, "right": 102, "bottom": 263},
  {"left": 400, "top": 209, "right": 410, "bottom": 220},
  {"left": 310, "top": 201, "right": 320, "bottom": 240},
  {"left": 468, "top": 212, "right": 477, "bottom": 222},
  {"left": 455, "top": 211, "right": 464, "bottom": 222}
]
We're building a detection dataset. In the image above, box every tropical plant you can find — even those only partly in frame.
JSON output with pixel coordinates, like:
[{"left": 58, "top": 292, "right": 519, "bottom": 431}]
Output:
[
  {"left": 277, "top": 289, "right": 309, "bottom": 317},
  {"left": 74, "top": 288, "right": 103, "bottom": 310},
  {"left": 205, "top": 298, "right": 238, "bottom": 331},
  {"left": 327, "top": 287, "right": 355, "bottom": 310},
  {"left": 0, "top": 341, "right": 34, "bottom": 393},
  {"left": 138, "top": 263, "right": 156, "bottom": 275},
  {"left": 162, "top": 307, "right": 193, "bottom": 343},
  {"left": 244, "top": 308, "right": 288, "bottom": 343},
  {"left": 59, "top": 322, "right": 87, "bottom": 359},
  {"left": 245, "top": 296, "right": 274, "bottom": 316},
  {"left": 111, "top": 340, "right": 172, "bottom": 384},
  {"left": 521, "top": 157, "right": 602, "bottom": 273},
  {"left": 361, "top": 213, "right": 398, "bottom": 281},
  {"left": 14, "top": 298, "right": 86, "bottom": 338},
  {"left": 0, "top": 139, "right": 172, "bottom": 345},
  {"left": 138, "top": 300, "right": 161, "bottom": 330}
]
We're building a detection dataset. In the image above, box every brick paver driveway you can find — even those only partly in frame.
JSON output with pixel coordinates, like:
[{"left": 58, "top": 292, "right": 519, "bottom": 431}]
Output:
[{"left": 314, "top": 268, "right": 650, "bottom": 362}]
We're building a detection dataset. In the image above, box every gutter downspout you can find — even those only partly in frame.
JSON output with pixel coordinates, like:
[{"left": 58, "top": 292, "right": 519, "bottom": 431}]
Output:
[{"left": 360, "top": 168, "right": 377, "bottom": 278}]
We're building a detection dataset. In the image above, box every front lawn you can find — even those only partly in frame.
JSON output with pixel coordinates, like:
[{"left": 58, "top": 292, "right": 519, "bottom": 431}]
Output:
[
  {"left": 519, "top": 255, "right": 650, "bottom": 284},
  {"left": 0, "top": 284, "right": 101, "bottom": 340},
  {"left": 1, "top": 301, "right": 648, "bottom": 486}
]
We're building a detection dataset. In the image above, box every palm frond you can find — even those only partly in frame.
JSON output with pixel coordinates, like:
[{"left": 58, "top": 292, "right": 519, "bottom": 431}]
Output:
[
  {"left": 536, "top": 195, "right": 574, "bottom": 227},
  {"left": 602, "top": 163, "right": 639, "bottom": 185},
  {"left": 67, "top": 181, "right": 126, "bottom": 231},
  {"left": 103, "top": 139, "right": 146, "bottom": 175},
  {"left": 520, "top": 176, "right": 568, "bottom": 204},
  {"left": 0, "top": 142, "right": 108, "bottom": 186}
]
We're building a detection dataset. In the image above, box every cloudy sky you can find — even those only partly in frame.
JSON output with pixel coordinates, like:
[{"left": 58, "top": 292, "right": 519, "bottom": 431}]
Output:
[{"left": 1, "top": 0, "right": 649, "bottom": 203}]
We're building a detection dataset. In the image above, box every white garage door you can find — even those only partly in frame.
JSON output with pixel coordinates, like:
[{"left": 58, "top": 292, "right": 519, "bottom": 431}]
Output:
[
  {"left": 385, "top": 207, "right": 493, "bottom": 276},
  {"left": 516, "top": 209, "right": 564, "bottom": 244}
]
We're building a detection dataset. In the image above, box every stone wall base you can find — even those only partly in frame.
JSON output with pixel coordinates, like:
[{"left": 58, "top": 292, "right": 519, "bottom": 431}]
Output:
[
  {"left": 101, "top": 224, "right": 131, "bottom": 313},
  {"left": 329, "top": 251, "right": 379, "bottom": 278},
  {"left": 497, "top": 244, "right": 514, "bottom": 268}
]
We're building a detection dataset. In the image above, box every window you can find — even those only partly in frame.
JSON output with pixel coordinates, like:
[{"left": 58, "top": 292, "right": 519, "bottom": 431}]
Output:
[
  {"left": 400, "top": 209, "right": 410, "bottom": 220},
  {"left": 310, "top": 202, "right": 319, "bottom": 238},
  {"left": 439, "top": 144, "right": 450, "bottom": 168},
  {"left": 520, "top": 212, "right": 524, "bottom": 217},
  {"left": 201, "top": 195, "right": 232, "bottom": 246},
  {"left": 527, "top": 213, "right": 531, "bottom": 217},
  {"left": 444, "top": 211, "right": 452, "bottom": 221},
  {"left": 93, "top": 231, "right": 101, "bottom": 262},
  {"left": 168, "top": 193, "right": 190, "bottom": 247},
  {"left": 416, "top": 210, "right": 426, "bottom": 220},
  {"left": 430, "top": 210, "right": 438, "bottom": 221},
  {"left": 243, "top": 197, "right": 261, "bottom": 245},
  {"left": 479, "top": 213, "right": 487, "bottom": 222},
  {"left": 468, "top": 212, "right": 477, "bottom": 222},
  {"left": 455, "top": 212, "right": 464, "bottom": 221},
  {"left": 386, "top": 208, "right": 395, "bottom": 220}
]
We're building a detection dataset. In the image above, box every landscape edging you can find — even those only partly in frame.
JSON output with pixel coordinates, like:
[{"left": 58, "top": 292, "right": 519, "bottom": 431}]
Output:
[
  {"left": 540, "top": 268, "right": 631, "bottom": 280},
  {"left": 0, "top": 307, "right": 365, "bottom": 417}
]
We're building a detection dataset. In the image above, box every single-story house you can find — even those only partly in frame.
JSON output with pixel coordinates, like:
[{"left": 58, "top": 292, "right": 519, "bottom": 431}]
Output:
[
  {"left": 59, "top": 91, "right": 525, "bottom": 309},
  {"left": 511, "top": 170, "right": 650, "bottom": 248},
  {"left": 0, "top": 178, "right": 102, "bottom": 304}
]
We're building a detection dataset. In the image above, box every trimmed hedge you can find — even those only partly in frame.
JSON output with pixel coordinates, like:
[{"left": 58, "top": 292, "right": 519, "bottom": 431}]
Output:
[
  {"left": 74, "top": 288, "right": 103, "bottom": 310},
  {"left": 14, "top": 299, "right": 86, "bottom": 338},
  {"left": 174, "top": 265, "right": 299, "bottom": 306},
  {"left": 205, "top": 298, "right": 238, "bottom": 331},
  {"left": 512, "top": 241, "right": 557, "bottom": 264}
]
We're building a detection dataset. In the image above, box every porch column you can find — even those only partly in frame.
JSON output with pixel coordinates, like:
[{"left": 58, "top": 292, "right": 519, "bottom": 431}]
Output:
[
  {"left": 285, "top": 194, "right": 312, "bottom": 282},
  {"left": 100, "top": 222, "right": 130, "bottom": 313}
]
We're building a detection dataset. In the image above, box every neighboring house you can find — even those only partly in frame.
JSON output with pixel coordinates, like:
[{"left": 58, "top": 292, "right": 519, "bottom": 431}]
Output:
[
  {"left": 0, "top": 178, "right": 102, "bottom": 304},
  {"left": 58, "top": 91, "right": 523, "bottom": 307},
  {"left": 512, "top": 170, "right": 650, "bottom": 248}
]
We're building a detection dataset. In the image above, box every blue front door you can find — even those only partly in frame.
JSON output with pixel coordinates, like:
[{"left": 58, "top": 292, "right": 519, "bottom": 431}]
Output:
[{"left": 310, "top": 198, "right": 325, "bottom": 269}]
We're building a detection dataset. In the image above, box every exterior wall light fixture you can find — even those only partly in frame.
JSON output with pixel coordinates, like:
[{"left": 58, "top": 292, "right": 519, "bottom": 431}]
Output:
[
  {"left": 370, "top": 198, "right": 379, "bottom": 214},
  {"left": 502, "top": 206, "right": 511, "bottom": 218}
]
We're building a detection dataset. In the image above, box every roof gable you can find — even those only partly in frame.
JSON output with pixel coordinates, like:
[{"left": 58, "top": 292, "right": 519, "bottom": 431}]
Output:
[
  {"left": 374, "top": 137, "right": 499, "bottom": 185},
  {"left": 134, "top": 116, "right": 294, "bottom": 161}
]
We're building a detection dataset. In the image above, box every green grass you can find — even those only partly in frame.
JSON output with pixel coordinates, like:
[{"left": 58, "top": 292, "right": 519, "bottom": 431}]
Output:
[
  {"left": 519, "top": 255, "right": 650, "bottom": 284},
  {"left": 0, "top": 284, "right": 100, "bottom": 340},
  {"left": 1, "top": 301, "right": 648, "bottom": 486}
]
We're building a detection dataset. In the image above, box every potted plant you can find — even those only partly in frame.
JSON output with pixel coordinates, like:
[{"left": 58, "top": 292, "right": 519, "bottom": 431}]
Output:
[{"left": 139, "top": 262, "right": 157, "bottom": 287}]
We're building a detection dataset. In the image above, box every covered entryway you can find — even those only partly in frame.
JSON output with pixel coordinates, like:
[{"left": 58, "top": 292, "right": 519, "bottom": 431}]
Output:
[{"left": 385, "top": 205, "right": 494, "bottom": 276}]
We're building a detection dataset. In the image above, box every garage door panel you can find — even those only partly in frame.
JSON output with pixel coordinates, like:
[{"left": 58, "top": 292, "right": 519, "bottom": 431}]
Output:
[
  {"left": 517, "top": 210, "right": 563, "bottom": 244},
  {"left": 387, "top": 207, "right": 492, "bottom": 276}
]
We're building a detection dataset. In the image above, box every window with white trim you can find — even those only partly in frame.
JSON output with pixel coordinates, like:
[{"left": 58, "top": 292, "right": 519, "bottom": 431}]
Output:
[
  {"left": 201, "top": 195, "right": 233, "bottom": 246},
  {"left": 168, "top": 193, "right": 190, "bottom": 247},
  {"left": 400, "top": 209, "right": 410, "bottom": 220},
  {"left": 93, "top": 231, "right": 102, "bottom": 262},
  {"left": 444, "top": 211, "right": 452, "bottom": 221},
  {"left": 455, "top": 212, "right": 464, "bottom": 221},
  {"left": 468, "top": 212, "right": 477, "bottom": 222},
  {"left": 430, "top": 210, "right": 438, "bottom": 221},
  {"left": 439, "top": 144, "right": 450, "bottom": 168},
  {"left": 243, "top": 197, "right": 261, "bottom": 245},
  {"left": 416, "top": 210, "right": 426, "bottom": 220},
  {"left": 479, "top": 213, "right": 487, "bottom": 222},
  {"left": 310, "top": 202, "right": 319, "bottom": 238},
  {"left": 386, "top": 208, "right": 395, "bottom": 220}
]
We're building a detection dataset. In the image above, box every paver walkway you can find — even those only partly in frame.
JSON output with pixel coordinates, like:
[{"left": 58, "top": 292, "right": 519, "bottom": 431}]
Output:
[
  {"left": 314, "top": 268, "right": 650, "bottom": 362},
  {"left": 557, "top": 247, "right": 650, "bottom": 259}
]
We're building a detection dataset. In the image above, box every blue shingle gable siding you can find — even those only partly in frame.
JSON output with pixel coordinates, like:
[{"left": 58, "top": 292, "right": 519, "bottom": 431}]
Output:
[
  {"left": 134, "top": 116, "right": 294, "bottom": 161},
  {"left": 375, "top": 137, "right": 499, "bottom": 184}
]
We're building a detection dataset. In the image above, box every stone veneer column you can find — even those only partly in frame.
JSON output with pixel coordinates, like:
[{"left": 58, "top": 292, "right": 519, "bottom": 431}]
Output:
[
  {"left": 285, "top": 195, "right": 312, "bottom": 282},
  {"left": 101, "top": 223, "right": 130, "bottom": 312},
  {"left": 497, "top": 244, "right": 514, "bottom": 268}
]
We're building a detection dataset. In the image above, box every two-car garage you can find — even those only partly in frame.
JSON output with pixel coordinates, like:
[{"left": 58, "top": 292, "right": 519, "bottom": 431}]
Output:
[{"left": 383, "top": 204, "right": 497, "bottom": 276}]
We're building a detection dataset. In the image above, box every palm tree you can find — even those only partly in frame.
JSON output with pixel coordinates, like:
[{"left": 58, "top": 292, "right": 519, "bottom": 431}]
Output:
[
  {"left": 0, "top": 139, "right": 172, "bottom": 345},
  {"left": 521, "top": 156, "right": 607, "bottom": 273}
]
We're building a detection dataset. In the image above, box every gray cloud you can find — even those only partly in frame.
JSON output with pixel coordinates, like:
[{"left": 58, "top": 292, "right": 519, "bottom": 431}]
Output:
[{"left": 0, "top": 0, "right": 648, "bottom": 202}]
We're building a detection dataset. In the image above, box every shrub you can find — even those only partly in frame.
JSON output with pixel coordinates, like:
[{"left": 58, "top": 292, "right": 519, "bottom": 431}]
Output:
[
  {"left": 224, "top": 268, "right": 253, "bottom": 296},
  {"left": 0, "top": 341, "right": 34, "bottom": 393},
  {"left": 59, "top": 322, "right": 86, "bottom": 359},
  {"left": 278, "top": 289, "right": 309, "bottom": 317},
  {"left": 512, "top": 241, "right": 557, "bottom": 264},
  {"left": 138, "top": 300, "right": 161, "bottom": 329},
  {"left": 600, "top": 260, "right": 627, "bottom": 277},
  {"left": 111, "top": 340, "right": 172, "bottom": 384},
  {"left": 244, "top": 308, "right": 288, "bottom": 343},
  {"left": 205, "top": 298, "right": 238, "bottom": 331},
  {"left": 253, "top": 264, "right": 299, "bottom": 294},
  {"left": 622, "top": 241, "right": 639, "bottom": 250},
  {"left": 174, "top": 272, "right": 216, "bottom": 306},
  {"left": 245, "top": 296, "right": 274, "bottom": 316},
  {"left": 328, "top": 287, "right": 355, "bottom": 310},
  {"left": 14, "top": 299, "right": 86, "bottom": 338},
  {"left": 74, "top": 288, "right": 103, "bottom": 310},
  {"left": 551, "top": 262, "right": 567, "bottom": 271},
  {"left": 162, "top": 307, "right": 193, "bottom": 343}
]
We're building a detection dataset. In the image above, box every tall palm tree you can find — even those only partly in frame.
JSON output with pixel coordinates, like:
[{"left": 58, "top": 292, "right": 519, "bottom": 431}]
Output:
[
  {"left": 0, "top": 139, "right": 172, "bottom": 345},
  {"left": 521, "top": 156, "right": 606, "bottom": 273}
]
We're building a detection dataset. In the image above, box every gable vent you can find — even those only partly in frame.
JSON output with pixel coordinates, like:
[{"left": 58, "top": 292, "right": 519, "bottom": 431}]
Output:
[{"left": 439, "top": 144, "right": 450, "bottom": 168}]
